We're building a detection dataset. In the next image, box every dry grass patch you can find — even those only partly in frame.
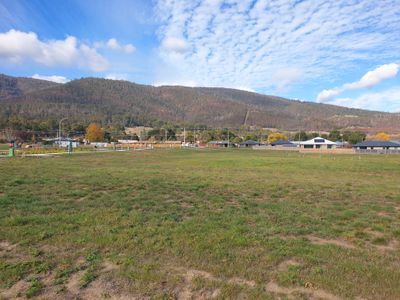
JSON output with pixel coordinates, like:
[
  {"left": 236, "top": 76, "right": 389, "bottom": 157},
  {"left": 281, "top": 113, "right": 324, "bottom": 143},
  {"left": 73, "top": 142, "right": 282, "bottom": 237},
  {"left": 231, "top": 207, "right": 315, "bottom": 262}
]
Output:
[{"left": 306, "top": 235, "right": 356, "bottom": 250}]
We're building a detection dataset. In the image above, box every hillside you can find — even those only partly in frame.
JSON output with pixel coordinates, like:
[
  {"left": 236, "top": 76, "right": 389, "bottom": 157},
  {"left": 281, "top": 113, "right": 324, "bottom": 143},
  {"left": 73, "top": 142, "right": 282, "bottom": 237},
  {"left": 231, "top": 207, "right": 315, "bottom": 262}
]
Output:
[
  {"left": 1, "top": 74, "right": 400, "bottom": 132},
  {"left": 0, "top": 74, "right": 60, "bottom": 99}
]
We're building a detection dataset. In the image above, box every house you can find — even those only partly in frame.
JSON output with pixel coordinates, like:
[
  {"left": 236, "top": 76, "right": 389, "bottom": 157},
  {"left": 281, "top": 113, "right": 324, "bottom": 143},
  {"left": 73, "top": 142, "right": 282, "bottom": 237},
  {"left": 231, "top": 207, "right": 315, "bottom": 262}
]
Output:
[
  {"left": 271, "top": 140, "right": 296, "bottom": 147},
  {"left": 208, "top": 141, "right": 231, "bottom": 148},
  {"left": 353, "top": 141, "right": 400, "bottom": 150},
  {"left": 45, "top": 138, "right": 80, "bottom": 148},
  {"left": 300, "top": 137, "right": 336, "bottom": 149},
  {"left": 240, "top": 140, "right": 262, "bottom": 147}
]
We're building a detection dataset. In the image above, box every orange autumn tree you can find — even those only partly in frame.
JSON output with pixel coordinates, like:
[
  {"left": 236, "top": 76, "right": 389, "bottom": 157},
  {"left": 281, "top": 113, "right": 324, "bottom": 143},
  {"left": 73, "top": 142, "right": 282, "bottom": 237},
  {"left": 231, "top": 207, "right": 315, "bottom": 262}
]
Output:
[
  {"left": 85, "top": 123, "right": 104, "bottom": 142},
  {"left": 374, "top": 132, "right": 390, "bottom": 141}
]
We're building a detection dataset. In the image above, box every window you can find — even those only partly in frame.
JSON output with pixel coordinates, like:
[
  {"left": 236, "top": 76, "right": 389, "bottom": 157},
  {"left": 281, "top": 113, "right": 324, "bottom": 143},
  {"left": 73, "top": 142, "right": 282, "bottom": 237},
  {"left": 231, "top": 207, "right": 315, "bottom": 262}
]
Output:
[{"left": 314, "top": 139, "right": 325, "bottom": 143}]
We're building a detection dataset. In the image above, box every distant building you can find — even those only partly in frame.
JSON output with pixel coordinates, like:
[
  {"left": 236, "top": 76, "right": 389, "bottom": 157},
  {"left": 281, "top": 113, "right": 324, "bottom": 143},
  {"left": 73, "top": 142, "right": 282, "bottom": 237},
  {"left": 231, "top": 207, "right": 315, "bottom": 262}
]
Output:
[
  {"left": 300, "top": 137, "right": 336, "bottom": 149},
  {"left": 271, "top": 140, "right": 296, "bottom": 147},
  {"left": 240, "top": 140, "right": 262, "bottom": 147},
  {"left": 208, "top": 141, "right": 230, "bottom": 148},
  {"left": 353, "top": 141, "right": 400, "bottom": 150},
  {"left": 118, "top": 139, "right": 139, "bottom": 144},
  {"left": 45, "top": 138, "right": 80, "bottom": 148}
]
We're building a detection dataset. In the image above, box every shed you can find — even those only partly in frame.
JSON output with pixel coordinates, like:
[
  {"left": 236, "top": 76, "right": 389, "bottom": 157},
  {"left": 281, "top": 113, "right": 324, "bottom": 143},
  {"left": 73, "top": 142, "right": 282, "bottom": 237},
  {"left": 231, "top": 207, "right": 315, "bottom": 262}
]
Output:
[{"left": 208, "top": 141, "right": 230, "bottom": 148}]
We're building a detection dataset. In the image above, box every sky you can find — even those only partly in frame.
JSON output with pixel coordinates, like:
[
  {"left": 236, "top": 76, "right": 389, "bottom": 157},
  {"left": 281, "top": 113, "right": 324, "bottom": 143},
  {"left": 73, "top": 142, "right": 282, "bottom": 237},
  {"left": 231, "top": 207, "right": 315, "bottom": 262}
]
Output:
[{"left": 0, "top": 0, "right": 399, "bottom": 112}]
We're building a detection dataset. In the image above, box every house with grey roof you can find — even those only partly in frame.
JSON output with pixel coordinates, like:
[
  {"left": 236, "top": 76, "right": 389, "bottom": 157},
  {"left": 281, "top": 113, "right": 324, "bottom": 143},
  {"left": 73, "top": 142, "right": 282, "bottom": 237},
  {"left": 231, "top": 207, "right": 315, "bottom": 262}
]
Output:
[{"left": 353, "top": 141, "right": 400, "bottom": 150}]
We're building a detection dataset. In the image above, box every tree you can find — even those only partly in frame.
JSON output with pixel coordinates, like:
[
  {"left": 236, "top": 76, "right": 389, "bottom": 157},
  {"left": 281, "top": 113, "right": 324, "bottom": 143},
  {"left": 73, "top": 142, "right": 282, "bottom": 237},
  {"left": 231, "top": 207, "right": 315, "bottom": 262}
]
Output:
[
  {"left": 374, "top": 132, "right": 390, "bottom": 141},
  {"left": 293, "top": 131, "right": 308, "bottom": 141},
  {"left": 328, "top": 129, "right": 341, "bottom": 142},
  {"left": 343, "top": 131, "right": 366, "bottom": 145},
  {"left": 85, "top": 123, "right": 104, "bottom": 142},
  {"left": 199, "top": 131, "right": 212, "bottom": 143},
  {"left": 186, "top": 132, "right": 195, "bottom": 143},
  {"left": 267, "top": 133, "right": 288, "bottom": 144},
  {"left": 244, "top": 134, "right": 258, "bottom": 141}
]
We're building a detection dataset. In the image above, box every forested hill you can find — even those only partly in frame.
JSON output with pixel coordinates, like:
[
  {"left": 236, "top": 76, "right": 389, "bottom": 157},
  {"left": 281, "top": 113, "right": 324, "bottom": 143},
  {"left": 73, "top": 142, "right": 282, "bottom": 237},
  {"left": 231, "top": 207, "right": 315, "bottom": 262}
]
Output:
[
  {"left": 1, "top": 74, "right": 400, "bottom": 133},
  {"left": 0, "top": 74, "right": 60, "bottom": 99}
]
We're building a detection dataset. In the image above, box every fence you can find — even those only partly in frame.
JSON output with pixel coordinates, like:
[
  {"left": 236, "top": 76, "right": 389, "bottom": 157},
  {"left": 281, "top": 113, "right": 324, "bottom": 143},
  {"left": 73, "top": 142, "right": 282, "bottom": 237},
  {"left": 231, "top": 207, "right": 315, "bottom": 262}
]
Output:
[
  {"left": 252, "top": 146, "right": 299, "bottom": 151},
  {"left": 355, "top": 149, "right": 400, "bottom": 154}
]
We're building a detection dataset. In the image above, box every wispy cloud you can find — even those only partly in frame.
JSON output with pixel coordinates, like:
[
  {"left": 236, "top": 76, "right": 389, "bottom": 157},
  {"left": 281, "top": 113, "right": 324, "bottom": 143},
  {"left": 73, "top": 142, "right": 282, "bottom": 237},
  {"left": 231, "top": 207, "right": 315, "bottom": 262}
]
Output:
[
  {"left": 317, "top": 63, "right": 400, "bottom": 102},
  {"left": 0, "top": 29, "right": 108, "bottom": 71},
  {"left": 155, "top": 0, "right": 400, "bottom": 93},
  {"left": 32, "top": 74, "right": 70, "bottom": 83}
]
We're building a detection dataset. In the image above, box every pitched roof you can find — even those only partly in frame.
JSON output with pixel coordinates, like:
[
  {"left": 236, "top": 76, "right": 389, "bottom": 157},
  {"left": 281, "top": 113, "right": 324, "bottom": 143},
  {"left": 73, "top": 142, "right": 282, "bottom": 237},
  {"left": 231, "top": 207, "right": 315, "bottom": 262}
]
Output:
[
  {"left": 241, "top": 140, "right": 260, "bottom": 145},
  {"left": 353, "top": 141, "right": 400, "bottom": 148},
  {"left": 208, "top": 140, "right": 229, "bottom": 144},
  {"left": 271, "top": 140, "right": 293, "bottom": 146},
  {"left": 300, "top": 137, "right": 336, "bottom": 145}
]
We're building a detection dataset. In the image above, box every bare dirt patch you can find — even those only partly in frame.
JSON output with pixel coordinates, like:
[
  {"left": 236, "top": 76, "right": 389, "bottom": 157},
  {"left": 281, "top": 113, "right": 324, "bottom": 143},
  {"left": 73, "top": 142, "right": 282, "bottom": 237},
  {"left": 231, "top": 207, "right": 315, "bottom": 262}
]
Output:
[
  {"left": 0, "top": 240, "right": 27, "bottom": 263},
  {"left": 277, "top": 259, "right": 302, "bottom": 272},
  {"left": 180, "top": 202, "right": 194, "bottom": 209},
  {"left": 174, "top": 267, "right": 258, "bottom": 299},
  {"left": 0, "top": 279, "right": 29, "bottom": 299},
  {"left": 227, "top": 277, "right": 256, "bottom": 287},
  {"left": 266, "top": 281, "right": 342, "bottom": 300},
  {"left": 0, "top": 240, "right": 17, "bottom": 253},
  {"left": 178, "top": 269, "right": 220, "bottom": 300},
  {"left": 364, "top": 229, "right": 384, "bottom": 238},
  {"left": 307, "top": 235, "right": 356, "bottom": 250},
  {"left": 102, "top": 261, "right": 119, "bottom": 273},
  {"left": 372, "top": 239, "right": 399, "bottom": 252},
  {"left": 377, "top": 211, "right": 390, "bottom": 217},
  {"left": 66, "top": 270, "right": 85, "bottom": 295}
]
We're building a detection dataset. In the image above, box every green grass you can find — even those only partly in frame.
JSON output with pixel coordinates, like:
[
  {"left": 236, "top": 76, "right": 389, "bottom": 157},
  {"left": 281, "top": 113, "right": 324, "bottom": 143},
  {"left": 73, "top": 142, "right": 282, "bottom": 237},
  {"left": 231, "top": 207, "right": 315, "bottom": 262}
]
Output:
[{"left": 0, "top": 149, "right": 400, "bottom": 299}]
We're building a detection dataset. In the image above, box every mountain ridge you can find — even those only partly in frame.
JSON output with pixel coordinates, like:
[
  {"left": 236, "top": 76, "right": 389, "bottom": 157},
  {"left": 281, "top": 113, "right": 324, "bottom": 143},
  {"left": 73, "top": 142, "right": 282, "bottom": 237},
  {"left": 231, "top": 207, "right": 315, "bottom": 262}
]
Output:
[{"left": 1, "top": 74, "right": 399, "bottom": 133}]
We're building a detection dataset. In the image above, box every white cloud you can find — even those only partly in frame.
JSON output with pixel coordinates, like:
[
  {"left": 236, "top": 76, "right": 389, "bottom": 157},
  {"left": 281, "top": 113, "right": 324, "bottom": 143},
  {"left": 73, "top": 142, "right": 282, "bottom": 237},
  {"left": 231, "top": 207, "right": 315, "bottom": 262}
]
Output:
[
  {"left": 0, "top": 29, "right": 108, "bottom": 72},
  {"left": 155, "top": 1, "right": 400, "bottom": 93},
  {"left": 105, "top": 73, "right": 129, "bottom": 80},
  {"left": 161, "top": 37, "right": 190, "bottom": 53},
  {"left": 32, "top": 74, "right": 70, "bottom": 84},
  {"left": 317, "top": 63, "right": 400, "bottom": 102},
  {"left": 95, "top": 38, "right": 135, "bottom": 54},
  {"left": 316, "top": 88, "right": 343, "bottom": 102},
  {"left": 343, "top": 63, "right": 399, "bottom": 90},
  {"left": 325, "top": 87, "right": 400, "bottom": 112}
]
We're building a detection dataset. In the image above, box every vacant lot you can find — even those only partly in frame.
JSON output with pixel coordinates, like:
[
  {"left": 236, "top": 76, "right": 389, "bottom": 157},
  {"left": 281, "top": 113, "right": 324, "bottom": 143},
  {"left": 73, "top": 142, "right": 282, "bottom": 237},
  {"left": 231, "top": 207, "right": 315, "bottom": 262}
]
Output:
[{"left": 1, "top": 149, "right": 399, "bottom": 299}]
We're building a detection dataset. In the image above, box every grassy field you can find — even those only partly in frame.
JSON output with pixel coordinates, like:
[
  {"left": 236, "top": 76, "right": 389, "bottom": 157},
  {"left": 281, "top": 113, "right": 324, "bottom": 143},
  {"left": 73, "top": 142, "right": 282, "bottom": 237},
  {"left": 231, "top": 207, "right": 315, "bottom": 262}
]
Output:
[{"left": 0, "top": 149, "right": 399, "bottom": 299}]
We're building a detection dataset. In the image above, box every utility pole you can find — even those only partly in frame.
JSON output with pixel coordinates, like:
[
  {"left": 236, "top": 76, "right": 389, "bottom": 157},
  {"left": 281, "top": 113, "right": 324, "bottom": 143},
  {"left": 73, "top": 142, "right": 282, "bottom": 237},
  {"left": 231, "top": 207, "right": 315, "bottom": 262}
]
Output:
[
  {"left": 227, "top": 129, "right": 230, "bottom": 148},
  {"left": 58, "top": 118, "right": 67, "bottom": 145},
  {"left": 183, "top": 127, "right": 186, "bottom": 144}
]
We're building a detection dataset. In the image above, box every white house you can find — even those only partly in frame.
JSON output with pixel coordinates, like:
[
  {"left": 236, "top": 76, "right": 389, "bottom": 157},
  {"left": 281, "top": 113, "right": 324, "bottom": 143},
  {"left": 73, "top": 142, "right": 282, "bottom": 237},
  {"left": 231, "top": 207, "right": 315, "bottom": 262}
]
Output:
[
  {"left": 300, "top": 137, "right": 337, "bottom": 149},
  {"left": 44, "top": 138, "right": 79, "bottom": 148}
]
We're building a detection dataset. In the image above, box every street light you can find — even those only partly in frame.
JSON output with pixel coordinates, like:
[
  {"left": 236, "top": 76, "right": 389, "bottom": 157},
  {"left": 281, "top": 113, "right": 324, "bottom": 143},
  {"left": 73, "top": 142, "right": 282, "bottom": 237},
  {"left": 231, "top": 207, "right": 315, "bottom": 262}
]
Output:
[{"left": 58, "top": 118, "right": 68, "bottom": 143}]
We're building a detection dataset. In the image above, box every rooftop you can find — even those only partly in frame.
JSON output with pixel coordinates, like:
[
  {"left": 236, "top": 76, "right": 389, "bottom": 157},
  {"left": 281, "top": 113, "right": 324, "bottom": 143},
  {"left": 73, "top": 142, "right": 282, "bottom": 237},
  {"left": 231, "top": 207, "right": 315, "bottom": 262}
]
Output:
[{"left": 353, "top": 141, "right": 400, "bottom": 147}]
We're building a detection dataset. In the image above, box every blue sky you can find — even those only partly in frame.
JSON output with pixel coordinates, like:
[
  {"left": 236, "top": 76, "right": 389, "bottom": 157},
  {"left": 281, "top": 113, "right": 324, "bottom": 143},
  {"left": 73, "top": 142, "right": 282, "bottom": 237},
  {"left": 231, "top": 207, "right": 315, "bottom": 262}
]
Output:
[{"left": 0, "top": 0, "right": 399, "bottom": 112}]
